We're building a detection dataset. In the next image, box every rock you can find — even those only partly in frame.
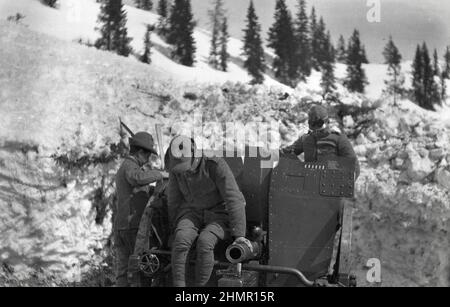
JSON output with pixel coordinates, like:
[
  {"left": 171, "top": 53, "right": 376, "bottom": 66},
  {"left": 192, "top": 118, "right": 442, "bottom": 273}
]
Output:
[
  {"left": 417, "top": 148, "right": 429, "bottom": 158},
  {"left": 397, "top": 150, "right": 409, "bottom": 160},
  {"left": 354, "top": 145, "right": 367, "bottom": 157},
  {"left": 429, "top": 148, "right": 445, "bottom": 161},
  {"left": 435, "top": 168, "right": 450, "bottom": 190},
  {"left": 343, "top": 115, "right": 355, "bottom": 128},
  {"left": 392, "top": 158, "right": 405, "bottom": 170},
  {"left": 414, "top": 125, "right": 425, "bottom": 136},
  {"left": 425, "top": 143, "right": 437, "bottom": 150},
  {"left": 356, "top": 134, "right": 368, "bottom": 145},
  {"left": 435, "top": 133, "right": 449, "bottom": 149},
  {"left": 206, "top": 91, "right": 225, "bottom": 108},
  {"left": 367, "top": 131, "right": 378, "bottom": 142},
  {"left": 404, "top": 152, "right": 435, "bottom": 182}
]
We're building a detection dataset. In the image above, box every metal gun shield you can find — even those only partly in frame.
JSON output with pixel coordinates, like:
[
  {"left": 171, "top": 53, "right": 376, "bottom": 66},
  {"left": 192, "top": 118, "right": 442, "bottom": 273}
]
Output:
[{"left": 267, "top": 156, "right": 356, "bottom": 286}]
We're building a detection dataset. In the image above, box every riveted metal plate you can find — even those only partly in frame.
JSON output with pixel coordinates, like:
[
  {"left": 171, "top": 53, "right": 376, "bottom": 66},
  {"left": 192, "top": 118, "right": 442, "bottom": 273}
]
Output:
[{"left": 267, "top": 156, "right": 356, "bottom": 286}]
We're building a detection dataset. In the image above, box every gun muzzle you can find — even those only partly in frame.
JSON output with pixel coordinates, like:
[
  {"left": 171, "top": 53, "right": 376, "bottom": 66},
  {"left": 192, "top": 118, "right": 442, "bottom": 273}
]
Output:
[{"left": 226, "top": 241, "right": 259, "bottom": 264}]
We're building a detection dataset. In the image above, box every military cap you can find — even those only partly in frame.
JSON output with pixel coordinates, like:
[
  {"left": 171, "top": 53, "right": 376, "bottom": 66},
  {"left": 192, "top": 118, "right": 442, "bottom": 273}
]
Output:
[
  {"left": 168, "top": 135, "right": 199, "bottom": 173},
  {"left": 308, "top": 105, "right": 329, "bottom": 122},
  {"left": 129, "top": 132, "right": 158, "bottom": 155}
]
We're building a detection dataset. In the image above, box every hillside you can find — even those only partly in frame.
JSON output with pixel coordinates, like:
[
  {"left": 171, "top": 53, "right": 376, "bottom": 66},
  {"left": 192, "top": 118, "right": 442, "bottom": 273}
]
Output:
[
  {"left": 0, "top": 0, "right": 449, "bottom": 287},
  {"left": 0, "top": 0, "right": 287, "bottom": 90},
  {"left": 123, "top": 0, "right": 450, "bottom": 63},
  {"left": 3, "top": 0, "right": 448, "bottom": 101}
]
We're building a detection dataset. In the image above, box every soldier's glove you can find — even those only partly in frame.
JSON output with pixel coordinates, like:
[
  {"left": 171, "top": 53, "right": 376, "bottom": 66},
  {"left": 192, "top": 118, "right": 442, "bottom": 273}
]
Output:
[
  {"left": 280, "top": 147, "right": 293, "bottom": 155},
  {"left": 233, "top": 237, "right": 254, "bottom": 254},
  {"left": 133, "top": 185, "right": 151, "bottom": 194},
  {"left": 160, "top": 171, "right": 170, "bottom": 179}
]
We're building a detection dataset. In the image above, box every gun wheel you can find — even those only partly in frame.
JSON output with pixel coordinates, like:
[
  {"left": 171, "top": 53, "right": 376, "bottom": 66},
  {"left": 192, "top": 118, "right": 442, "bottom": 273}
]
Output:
[{"left": 139, "top": 252, "right": 160, "bottom": 276}]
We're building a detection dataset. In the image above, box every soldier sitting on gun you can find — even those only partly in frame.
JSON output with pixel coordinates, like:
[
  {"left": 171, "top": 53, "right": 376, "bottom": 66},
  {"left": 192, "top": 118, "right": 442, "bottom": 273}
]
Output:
[
  {"left": 114, "top": 132, "right": 169, "bottom": 287},
  {"left": 282, "top": 105, "right": 360, "bottom": 178},
  {"left": 167, "top": 136, "right": 251, "bottom": 287}
]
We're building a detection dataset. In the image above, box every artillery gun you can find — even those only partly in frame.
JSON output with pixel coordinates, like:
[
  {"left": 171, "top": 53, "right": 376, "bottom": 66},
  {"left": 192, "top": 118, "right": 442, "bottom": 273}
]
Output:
[{"left": 128, "top": 147, "right": 357, "bottom": 287}]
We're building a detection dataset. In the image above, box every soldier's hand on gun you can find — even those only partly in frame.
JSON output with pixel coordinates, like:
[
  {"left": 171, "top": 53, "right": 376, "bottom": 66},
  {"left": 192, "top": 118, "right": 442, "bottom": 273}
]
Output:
[
  {"left": 133, "top": 185, "right": 151, "bottom": 194},
  {"left": 160, "top": 171, "right": 170, "bottom": 179},
  {"left": 142, "top": 163, "right": 153, "bottom": 172},
  {"left": 280, "top": 147, "right": 293, "bottom": 155},
  {"left": 233, "top": 237, "right": 254, "bottom": 253}
]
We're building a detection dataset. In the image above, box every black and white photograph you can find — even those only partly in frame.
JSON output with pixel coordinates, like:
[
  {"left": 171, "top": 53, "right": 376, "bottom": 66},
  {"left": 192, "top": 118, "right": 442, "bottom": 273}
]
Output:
[{"left": 0, "top": 0, "right": 449, "bottom": 291}]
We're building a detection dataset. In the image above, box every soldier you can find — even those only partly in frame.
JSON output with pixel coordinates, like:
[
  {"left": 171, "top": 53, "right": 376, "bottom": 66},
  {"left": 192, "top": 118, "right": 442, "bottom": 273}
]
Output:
[
  {"left": 114, "top": 132, "right": 169, "bottom": 287},
  {"left": 283, "top": 105, "right": 359, "bottom": 281},
  {"left": 167, "top": 136, "right": 251, "bottom": 287},
  {"left": 282, "top": 105, "right": 360, "bottom": 178}
]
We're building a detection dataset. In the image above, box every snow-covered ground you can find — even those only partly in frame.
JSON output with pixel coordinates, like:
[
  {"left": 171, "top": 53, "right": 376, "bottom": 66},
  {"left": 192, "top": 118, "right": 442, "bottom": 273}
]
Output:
[
  {"left": 2, "top": 0, "right": 448, "bottom": 107},
  {"left": 0, "top": 0, "right": 288, "bottom": 89}
]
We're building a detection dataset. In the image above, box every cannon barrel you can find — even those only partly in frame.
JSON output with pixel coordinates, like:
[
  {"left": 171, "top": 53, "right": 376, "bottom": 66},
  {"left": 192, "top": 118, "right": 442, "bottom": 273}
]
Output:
[{"left": 226, "top": 241, "right": 260, "bottom": 264}]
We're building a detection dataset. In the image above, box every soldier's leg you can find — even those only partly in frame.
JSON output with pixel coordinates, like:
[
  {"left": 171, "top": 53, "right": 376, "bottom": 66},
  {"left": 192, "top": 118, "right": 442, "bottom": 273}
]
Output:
[
  {"left": 195, "top": 222, "right": 226, "bottom": 287},
  {"left": 172, "top": 216, "right": 200, "bottom": 287},
  {"left": 114, "top": 229, "right": 138, "bottom": 287}
]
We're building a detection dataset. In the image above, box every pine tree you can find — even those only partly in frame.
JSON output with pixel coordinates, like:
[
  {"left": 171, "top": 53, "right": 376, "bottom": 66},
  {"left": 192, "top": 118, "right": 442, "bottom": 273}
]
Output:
[
  {"left": 242, "top": 0, "right": 266, "bottom": 84},
  {"left": 219, "top": 17, "right": 229, "bottom": 72},
  {"left": 268, "top": 0, "right": 298, "bottom": 86},
  {"left": 140, "top": 25, "right": 153, "bottom": 64},
  {"left": 421, "top": 43, "right": 437, "bottom": 109},
  {"left": 43, "top": 0, "right": 58, "bottom": 8},
  {"left": 382, "top": 36, "right": 404, "bottom": 101},
  {"left": 320, "top": 31, "right": 336, "bottom": 94},
  {"left": 95, "top": 0, "right": 133, "bottom": 57},
  {"left": 441, "top": 71, "right": 447, "bottom": 100},
  {"left": 315, "top": 17, "right": 328, "bottom": 69},
  {"left": 135, "top": 0, "right": 153, "bottom": 11},
  {"left": 336, "top": 35, "right": 347, "bottom": 63},
  {"left": 344, "top": 29, "right": 368, "bottom": 93},
  {"left": 157, "top": 0, "right": 168, "bottom": 17},
  {"left": 309, "top": 7, "right": 319, "bottom": 70},
  {"left": 412, "top": 43, "right": 441, "bottom": 110},
  {"left": 412, "top": 45, "right": 425, "bottom": 108},
  {"left": 168, "top": 0, "right": 196, "bottom": 66},
  {"left": 443, "top": 46, "right": 450, "bottom": 79},
  {"left": 156, "top": 0, "right": 170, "bottom": 39},
  {"left": 433, "top": 49, "right": 440, "bottom": 76},
  {"left": 294, "top": 0, "right": 311, "bottom": 79},
  {"left": 208, "top": 0, "right": 226, "bottom": 69},
  {"left": 361, "top": 45, "right": 369, "bottom": 64}
]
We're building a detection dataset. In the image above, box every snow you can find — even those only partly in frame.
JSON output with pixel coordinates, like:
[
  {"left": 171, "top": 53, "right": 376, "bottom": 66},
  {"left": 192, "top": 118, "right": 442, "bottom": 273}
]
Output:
[
  {"left": 1, "top": 0, "right": 448, "bottom": 116},
  {"left": 0, "top": 0, "right": 287, "bottom": 90}
]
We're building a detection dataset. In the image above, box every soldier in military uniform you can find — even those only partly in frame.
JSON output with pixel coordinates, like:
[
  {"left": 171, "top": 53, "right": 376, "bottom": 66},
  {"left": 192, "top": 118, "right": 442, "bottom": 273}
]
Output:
[
  {"left": 282, "top": 105, "right": 359, "bottom": 280},
  {"left": 114, "top": 132, "right": 169, "bottom": 287},
  {"left": 282, "top": 105, "right": 360, "bottom": 178},
  {"left": 167, "top": 136, "right": 251, "bottom": 287}
]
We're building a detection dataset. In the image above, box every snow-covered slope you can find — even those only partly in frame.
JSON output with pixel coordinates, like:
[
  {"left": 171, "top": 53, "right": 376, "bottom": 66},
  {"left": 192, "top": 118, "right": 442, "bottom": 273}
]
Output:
[
  {"left": 3, "top": 0, "right": 444, "bottom": 102},
  {"left": 0, "top": 0, "right": 287, "bottom": 89},
  {"left": 1, "top": 0, "right": 449, "bottom": 287}
]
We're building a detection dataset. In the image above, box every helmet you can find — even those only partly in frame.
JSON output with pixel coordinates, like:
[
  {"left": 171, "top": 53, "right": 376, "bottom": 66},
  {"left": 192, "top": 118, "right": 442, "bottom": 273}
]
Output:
[
  {"left": 308, "top": 105, "right": 329, "bottom": 129},
  {"left": 129, "top": 132, "right": 158, "bottom": 155}
]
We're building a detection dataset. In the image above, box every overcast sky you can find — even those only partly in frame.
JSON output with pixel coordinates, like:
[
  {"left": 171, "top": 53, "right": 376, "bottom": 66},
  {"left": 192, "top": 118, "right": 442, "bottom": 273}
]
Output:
[{"left": 189, "top": 0, "right": 450, "bottom": 63}]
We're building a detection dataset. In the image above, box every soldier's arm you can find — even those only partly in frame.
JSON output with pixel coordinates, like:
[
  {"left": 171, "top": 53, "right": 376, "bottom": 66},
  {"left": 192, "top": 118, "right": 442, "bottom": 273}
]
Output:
[
  {"left": 167, "top": 172, "right": 183, "bottom": 230},
  {"left": 284, "top": 135, "right": 305, "bottom": 156},
  {"left": 337, "top": 135, "right": 360, "bottom": 180},
  {"left": 211, "top": 159, "right": 247, "bottom": 238},
  {"left": 124, "top": 162, "right": 163, "bottom": 187}
]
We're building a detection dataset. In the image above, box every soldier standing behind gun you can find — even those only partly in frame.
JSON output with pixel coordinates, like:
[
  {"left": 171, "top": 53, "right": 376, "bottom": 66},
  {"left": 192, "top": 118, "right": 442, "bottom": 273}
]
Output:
[
  {"left": 282, "top": 105, "right": 360, "bottom": 178},
  {"left": 114, "top": 132, "right": 169, "bottom": 287}
]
